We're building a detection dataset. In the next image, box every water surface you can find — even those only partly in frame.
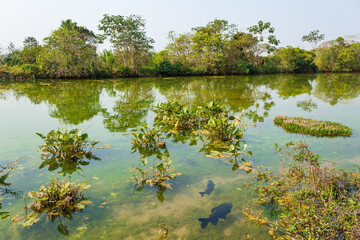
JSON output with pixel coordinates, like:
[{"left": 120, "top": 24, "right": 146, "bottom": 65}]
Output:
[{"left": 0, "top": 73, "right": 360, "bottom": 239}]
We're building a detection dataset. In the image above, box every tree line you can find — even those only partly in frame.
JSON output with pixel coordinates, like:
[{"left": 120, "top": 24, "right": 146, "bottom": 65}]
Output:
[{"left": 0, "top": 15, "right": 359, "bottom": 80}]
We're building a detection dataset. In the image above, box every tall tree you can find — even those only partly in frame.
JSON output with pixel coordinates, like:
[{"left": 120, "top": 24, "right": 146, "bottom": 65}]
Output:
[
  {"left": 166, "top": 31, "right": 193, "bottom": 67},
  {"left": 190, "top": 19, "right": 236, "bottom": 73},
  {"left": 20, "top": 37, "right": 42, "bottom": 64},
  {"left": 37, "top": 19, "right": 98, "bottom": 78},
  {"left": 302, "top": 30, "right": 325, "bottom": 49},
  {"left": 98, "top": 14, "right": 154, "bottom": 73},
  {"left": 226, "top": 32, "right": 258, "bottom": 63},
  {"left": 247, "top": 20, "right": 280, "bottom": 65}
]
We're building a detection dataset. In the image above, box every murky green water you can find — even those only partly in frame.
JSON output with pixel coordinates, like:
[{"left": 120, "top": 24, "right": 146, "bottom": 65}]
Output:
[{"left": 0, "top": 73, "right": 360, "bottom": 239}]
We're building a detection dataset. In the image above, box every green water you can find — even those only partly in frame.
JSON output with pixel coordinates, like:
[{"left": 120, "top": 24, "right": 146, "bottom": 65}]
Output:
[{"left": 0, "top": 73, "right": 360, "bottom": 239}]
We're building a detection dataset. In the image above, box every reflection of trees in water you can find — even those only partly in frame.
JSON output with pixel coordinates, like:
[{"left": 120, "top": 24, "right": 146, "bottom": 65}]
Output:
[
  {"left": 0, "top": 160, "right": 22, "bottom": 220},
  {"left": 39, "top": 154, "right": 101, "bottom": 176},
  {"left": 156, "top": 76, "right": 260, "bottom": 111},
  {"left": 263, "top": 74, "right": 315, "bottom": 99},
  {"left": 155, "top": 76, "right": 275, "bottom": 122},
  {"left": 101, "top": 79, "right": 155, "bottom": 132},
  {"left": 1, "top": 73, "right": 360, "bottom": 130},
  {"left": 9, "top": 80, "right": 103, "bottom": 125},
  {"left": 314, "top": 74, "right": 360, "bottom": 105}
]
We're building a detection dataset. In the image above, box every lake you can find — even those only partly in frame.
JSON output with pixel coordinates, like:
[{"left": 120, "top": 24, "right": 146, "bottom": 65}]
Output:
[{"left": 0, "top": 73, "right": 360, "bottom": 239}]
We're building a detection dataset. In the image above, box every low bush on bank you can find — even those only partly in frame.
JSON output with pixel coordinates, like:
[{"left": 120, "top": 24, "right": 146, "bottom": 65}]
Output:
[{"left": 274, "top": 115, "right": 352, "bottom": 136}]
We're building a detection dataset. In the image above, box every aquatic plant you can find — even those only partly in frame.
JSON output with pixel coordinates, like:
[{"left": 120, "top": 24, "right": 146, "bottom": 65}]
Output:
[
  {"left": 154, "top": 101, "right": 198, "bottom": 131},
  {"left": 133, "top": 101, "right": 252, "bottom": 175},
  {"left": 22, "top": 178, "right": 91, "bottom": 228},
  {"left": 0, "top": 160, "right": 18, "bottom": 186},
  {"left": 274, "top": 115, "right": 352, "bottom": 136},
  {"left": 243, "top": 141, "right": 360, "bottom": 239},
  {"left": 132, "top": 126, "right": 166, "bottom": 149},
  {"left": 131, "top": 155, "right": 181, "bottom": 202},
  {"left": 203, "top": 117, "right": 243, "bottom": 143},
  {"left": 154, "top": 101, "right": 227, "bottom": 131},
  {"left": 0, "top": 160, "right": 19, "bottom": 220},
  {"left": 37, "top": 128, "right": 100, "bottom": 161}
]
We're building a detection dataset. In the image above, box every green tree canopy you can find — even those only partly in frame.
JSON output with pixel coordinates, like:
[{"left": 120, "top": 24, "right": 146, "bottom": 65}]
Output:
[
  {"left": 302, "top": 30, "right": 325, "bottom": 49},
  {"left": 98, "top": 14, "right": 154, "bottom": 73},
  {"left": 37, "top": 19, "right": 98, "bottom": 78}
]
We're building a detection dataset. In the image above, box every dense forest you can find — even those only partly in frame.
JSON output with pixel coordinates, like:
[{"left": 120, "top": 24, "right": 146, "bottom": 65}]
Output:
[{"left": 0, "top": 15, "right": 359, "bottom": 80}]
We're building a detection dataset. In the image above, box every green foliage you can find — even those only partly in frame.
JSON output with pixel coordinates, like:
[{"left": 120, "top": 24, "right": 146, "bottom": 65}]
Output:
[
  {"left": 23, "top": 178, "right": 91, "bottom": 228},
  {"left": 190, "top": 19, "right": 236, "bottom": 74},
  {"left": 315, "top": 39, "right": 360, "bottom": 72},
  {"left": 37, "top": 19, "right": 99, "bottom": 78},
  {"left": 274, "top": 115, "right": 352, "bottom": 136},
  {"left": 131, "top": 126, "right": 166, "bottom": 153},
  {"left": 36, "top": 128, "right": 99, "bottom": 161},
  {"left": 2, "top": 15, "right": 358, "bottom": 79},
  {"left": 204, "top": 117, "right": 243, "bottom": 143},
  {"left": 98, "top": 14, "right": 154, "bottom": 73},
  {"left": 276, "top": 46, "right": 317, "bottom": 73},
  {"left": 302, "top": 30, "right": 325, "bottom": 49},
  {"left": 153, "top": 101, "right": 251, "bottom": 171},
  {"left": 247, "top": 20, "right": 280, "bottom": 66},
  {"left": 244, "top": 141, "right": 360, "bottom": 239},
  {"left": 131, "top": 101, "right": 252, "bottom": 201}
]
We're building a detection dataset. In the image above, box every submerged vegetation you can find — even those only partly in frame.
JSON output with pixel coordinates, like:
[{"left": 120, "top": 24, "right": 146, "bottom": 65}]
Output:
[
  {"left": 1, "top": 15, "right": 359, "bottom": 81},
  {"left": 243, "top": 141, "right": 360, "bottom": 239},
  {"left": 274, "top": 115, "right": 352, "bottom": 136}
]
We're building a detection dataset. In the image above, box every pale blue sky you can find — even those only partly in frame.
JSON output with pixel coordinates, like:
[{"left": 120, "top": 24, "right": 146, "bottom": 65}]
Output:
[{"left": 0, "top": 0, "right": 359, "bottom": 52}]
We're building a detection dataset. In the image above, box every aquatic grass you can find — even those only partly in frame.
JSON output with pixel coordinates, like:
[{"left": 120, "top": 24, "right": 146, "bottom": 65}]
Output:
[
  {"left": 244, "top": 141, "right": 360, "bottom": 239},
  {"left": 274, "top": 115, "right": 352, "bottom": 136}
]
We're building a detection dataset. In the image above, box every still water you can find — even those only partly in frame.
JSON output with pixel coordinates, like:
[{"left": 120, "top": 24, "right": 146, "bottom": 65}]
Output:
[{"left": 0, "top": 73, "right": 359, "bottom": 239}]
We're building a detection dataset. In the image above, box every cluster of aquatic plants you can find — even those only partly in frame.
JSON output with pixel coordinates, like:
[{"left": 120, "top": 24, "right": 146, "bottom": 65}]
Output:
[
  {"left": 37, "top": 128, "right": 100, "bottom": 160},
  {"left": 274, "top": 115, "right": 352, "bottom": 136},
  {"left": 131, "top": 100, "right": 252, "bottom": 191},
  {"left": 37, "top": 129, "right": 100, "bottom": 175},
  {"left": 130, "top": 101, "right": 251, "bottom": 201},
  {"left": 22, "top": 178, "right": 91, "bottom": 228},
  {"left": 131, "top": 154, "right": 181, "bottom": 202},
  {"left": 243, "top": 141, "right": 360, "bottom": 239},
  {"left": 131, "top": 125, "right": 181, "bottom": 202},
  {"left": 131, "top": 126, "right": 166, "bottom": 149},
  {"left": 153, "top": 101, "right": 226, "bottom": 131},
  {"left": 204, "top": 117, "right": 243, "bottom": 143}
]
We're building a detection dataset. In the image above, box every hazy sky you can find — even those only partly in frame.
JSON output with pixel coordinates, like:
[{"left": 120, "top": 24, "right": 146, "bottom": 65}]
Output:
[{"left": 1, "top": 0, "right": 359, "bottom": 52}]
